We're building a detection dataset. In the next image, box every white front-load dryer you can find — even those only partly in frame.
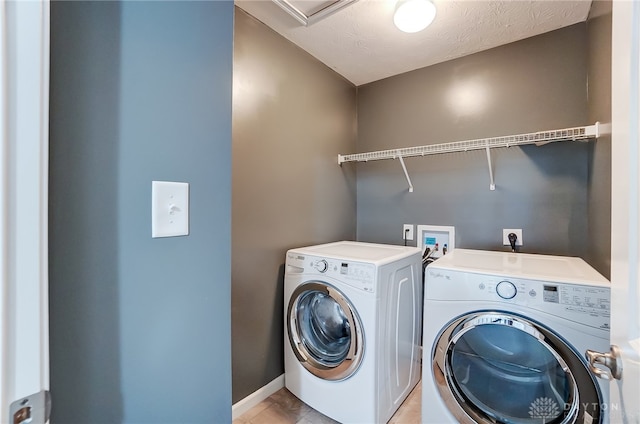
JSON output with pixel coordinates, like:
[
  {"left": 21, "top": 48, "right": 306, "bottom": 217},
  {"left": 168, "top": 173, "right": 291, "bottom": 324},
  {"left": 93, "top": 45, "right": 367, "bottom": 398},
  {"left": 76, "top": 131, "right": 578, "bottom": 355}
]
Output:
[
  {"left": 284, "top": 241, "right": 422, "bottom": 424},
  {"left": 422, "top": 249, "right": 611, "bottom": 424}
]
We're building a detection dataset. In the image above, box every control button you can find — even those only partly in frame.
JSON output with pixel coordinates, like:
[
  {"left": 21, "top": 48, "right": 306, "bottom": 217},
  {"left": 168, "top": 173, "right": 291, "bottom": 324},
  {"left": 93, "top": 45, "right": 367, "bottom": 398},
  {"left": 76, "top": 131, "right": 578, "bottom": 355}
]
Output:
[
  {"left": 496, "top": 281, "right": 517, "bottom": 299},
  {"left": 529, "top": 289, "right": 537, "bottom": 297},
  {"left": 315, "top": 260, "right": 328, "bottom": 273},
  {"left": 479, "top": 283, "right": 486, "bottom": 290}
]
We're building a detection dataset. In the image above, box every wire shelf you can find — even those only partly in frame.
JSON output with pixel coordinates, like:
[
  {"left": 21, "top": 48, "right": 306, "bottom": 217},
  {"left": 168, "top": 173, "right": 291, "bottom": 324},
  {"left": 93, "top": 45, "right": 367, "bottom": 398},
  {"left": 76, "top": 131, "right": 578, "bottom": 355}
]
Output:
[
  {"left": 337, "top": 123, "right": 600, "bottom": 191},
  {"left": 338, "top": 124, "right": 598, "bottom": 164}
]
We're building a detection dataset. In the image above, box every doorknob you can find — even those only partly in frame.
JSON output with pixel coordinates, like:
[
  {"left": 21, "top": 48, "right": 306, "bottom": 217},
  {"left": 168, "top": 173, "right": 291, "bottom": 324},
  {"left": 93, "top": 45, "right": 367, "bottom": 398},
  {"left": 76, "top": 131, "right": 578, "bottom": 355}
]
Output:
[
  {"left": 586, "top": 345, "right": 623, "bottom": 380},
  {"left": 9, "top": 390, "right": 51, "bottom": 424}
]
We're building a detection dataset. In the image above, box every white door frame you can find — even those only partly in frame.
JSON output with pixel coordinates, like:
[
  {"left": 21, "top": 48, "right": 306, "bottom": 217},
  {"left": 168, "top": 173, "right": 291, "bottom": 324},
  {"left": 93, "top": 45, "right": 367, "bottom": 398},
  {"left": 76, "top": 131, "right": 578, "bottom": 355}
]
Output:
[
  {"left": 610, "top": 0, "right": 640, "bottom": 422},
  {"left": 0, "top": 0, "right": 50, "bottom": 421}
]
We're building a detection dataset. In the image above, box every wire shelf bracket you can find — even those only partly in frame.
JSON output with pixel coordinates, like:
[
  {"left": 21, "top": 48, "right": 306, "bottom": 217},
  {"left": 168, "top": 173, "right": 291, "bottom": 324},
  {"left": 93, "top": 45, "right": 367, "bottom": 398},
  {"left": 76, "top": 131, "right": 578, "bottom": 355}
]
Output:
[
  {"left": 485, "top": 145, "right": 495, "bottom": 191},
  {"left": 397, "top": 155, "right": 413, "bottom": 193},
  {"left": 338, "top": 122, "right": 601, "bottom": 192}
]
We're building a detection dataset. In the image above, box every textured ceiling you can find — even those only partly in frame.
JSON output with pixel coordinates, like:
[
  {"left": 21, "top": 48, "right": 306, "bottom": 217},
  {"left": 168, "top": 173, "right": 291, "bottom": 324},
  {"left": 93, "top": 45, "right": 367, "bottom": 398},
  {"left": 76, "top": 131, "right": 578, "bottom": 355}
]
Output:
[{"left": 235, "top": 0, "right": 593, "bottom": 86}]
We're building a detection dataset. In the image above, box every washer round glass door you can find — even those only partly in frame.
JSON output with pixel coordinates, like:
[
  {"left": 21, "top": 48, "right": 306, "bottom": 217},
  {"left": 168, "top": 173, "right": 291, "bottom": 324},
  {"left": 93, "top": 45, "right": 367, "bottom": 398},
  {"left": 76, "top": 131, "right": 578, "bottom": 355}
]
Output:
[
  {"left": 287, "top": 281, "right": 364, "bottom": 381},
  {"left": 432, "top": 312, "right": 603, "bottom": 424}
]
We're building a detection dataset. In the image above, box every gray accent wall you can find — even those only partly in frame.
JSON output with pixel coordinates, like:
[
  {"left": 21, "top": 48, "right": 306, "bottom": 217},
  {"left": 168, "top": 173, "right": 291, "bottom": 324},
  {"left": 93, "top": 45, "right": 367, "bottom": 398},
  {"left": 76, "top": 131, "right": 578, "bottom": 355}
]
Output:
[
  {"left": 356, "top": 24, "right": 593, "bottom": 260},
  {"left": 231, "top": 9, "right": 357, "bottom": 403},
  {"left": 586, "top": 0, "right": 612, "bottom": 278},
  {"left": 49, "top": 2, "right": 233, "bottom": 422}
]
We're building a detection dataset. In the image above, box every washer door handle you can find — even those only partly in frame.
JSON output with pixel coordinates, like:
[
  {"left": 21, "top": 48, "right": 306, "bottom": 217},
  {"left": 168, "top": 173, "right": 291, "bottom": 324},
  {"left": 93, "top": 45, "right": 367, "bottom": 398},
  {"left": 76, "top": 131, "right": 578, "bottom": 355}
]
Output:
[{"left": 586, "top": 345, "right": 623, "bottom": 380}]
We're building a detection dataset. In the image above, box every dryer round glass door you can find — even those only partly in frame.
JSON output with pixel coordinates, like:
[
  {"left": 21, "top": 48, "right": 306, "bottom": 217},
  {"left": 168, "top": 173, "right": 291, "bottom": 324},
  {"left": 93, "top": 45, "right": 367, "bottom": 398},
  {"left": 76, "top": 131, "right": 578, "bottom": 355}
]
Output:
[
  {"left": 287, "top": 281, "right": 364, "bottom": 381},
  {"left": 432, "top": 312, "right": 603, "bottom": 424}
]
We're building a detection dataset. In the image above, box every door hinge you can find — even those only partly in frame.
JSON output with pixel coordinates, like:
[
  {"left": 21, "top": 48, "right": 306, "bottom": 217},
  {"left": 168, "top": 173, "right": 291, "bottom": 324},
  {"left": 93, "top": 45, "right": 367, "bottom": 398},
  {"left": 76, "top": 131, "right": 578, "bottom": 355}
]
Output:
[{"left": 9, "top": 390, "right": 51, "bottom": 424}]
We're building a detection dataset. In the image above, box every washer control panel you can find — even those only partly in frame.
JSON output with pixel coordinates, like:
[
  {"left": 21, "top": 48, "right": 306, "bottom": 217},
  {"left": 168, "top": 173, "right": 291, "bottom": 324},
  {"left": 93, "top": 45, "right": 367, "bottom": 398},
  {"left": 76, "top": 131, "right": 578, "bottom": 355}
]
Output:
[
  {"left": 426, "top": 268, "right": 611, "bottom": 330},
  {"left": 286, "top": 253, "right": 376, "bottom": 293},
  {"left": 544, "top": 283, "right": 610, "bottom": 309}
]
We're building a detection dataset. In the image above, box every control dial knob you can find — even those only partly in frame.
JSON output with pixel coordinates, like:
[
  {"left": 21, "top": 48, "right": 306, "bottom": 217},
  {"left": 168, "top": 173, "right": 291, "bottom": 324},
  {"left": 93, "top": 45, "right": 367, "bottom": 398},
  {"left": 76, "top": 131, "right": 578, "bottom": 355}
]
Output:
[
  {"left": 496, "top": 281, "right": 517, "bottom": 299},
  {"left": 315, "top": 260, "right": 328, "bottom": 273}
]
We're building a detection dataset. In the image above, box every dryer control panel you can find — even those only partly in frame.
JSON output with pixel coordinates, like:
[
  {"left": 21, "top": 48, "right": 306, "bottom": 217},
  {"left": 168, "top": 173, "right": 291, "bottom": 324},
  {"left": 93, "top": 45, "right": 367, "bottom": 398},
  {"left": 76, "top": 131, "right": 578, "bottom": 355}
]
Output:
[{"left": 286, "top": 253, "right": 376, "bottom": 293}]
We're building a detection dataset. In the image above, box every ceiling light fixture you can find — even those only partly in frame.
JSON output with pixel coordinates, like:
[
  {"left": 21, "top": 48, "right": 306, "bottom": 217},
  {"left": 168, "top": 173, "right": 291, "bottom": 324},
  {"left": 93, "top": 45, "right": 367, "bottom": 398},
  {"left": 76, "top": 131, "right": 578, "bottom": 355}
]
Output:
[{"left": 393, "top": 0, "right": 436, "bottom": 33}]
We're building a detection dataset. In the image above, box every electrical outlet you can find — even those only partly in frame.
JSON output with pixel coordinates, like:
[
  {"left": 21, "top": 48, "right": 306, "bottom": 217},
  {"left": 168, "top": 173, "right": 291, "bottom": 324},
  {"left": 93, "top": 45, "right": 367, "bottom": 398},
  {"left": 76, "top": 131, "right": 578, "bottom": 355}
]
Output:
[
  {"left": 403, "top": 224, "right": 414, "bottom": 241},
  {"left": 502, "top": 229, "right": 523, "bottom": 246}
]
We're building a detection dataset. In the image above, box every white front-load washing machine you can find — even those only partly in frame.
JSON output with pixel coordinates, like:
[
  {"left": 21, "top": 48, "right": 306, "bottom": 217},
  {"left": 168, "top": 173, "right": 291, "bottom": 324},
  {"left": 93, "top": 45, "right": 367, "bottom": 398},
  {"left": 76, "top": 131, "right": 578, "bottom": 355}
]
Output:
[
  {"left": 422, "top": 249, "right": 611, "bottom": 424},
  {"left": 284, "top": 241, "right": 422, "bottom": 423}
]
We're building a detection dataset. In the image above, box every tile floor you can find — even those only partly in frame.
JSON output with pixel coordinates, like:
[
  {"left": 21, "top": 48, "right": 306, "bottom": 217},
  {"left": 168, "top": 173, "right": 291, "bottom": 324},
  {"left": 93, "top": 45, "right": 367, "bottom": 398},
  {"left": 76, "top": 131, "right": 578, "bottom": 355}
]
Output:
[{"left": 233, "top": 381, "right": 421, "bottom": 424}]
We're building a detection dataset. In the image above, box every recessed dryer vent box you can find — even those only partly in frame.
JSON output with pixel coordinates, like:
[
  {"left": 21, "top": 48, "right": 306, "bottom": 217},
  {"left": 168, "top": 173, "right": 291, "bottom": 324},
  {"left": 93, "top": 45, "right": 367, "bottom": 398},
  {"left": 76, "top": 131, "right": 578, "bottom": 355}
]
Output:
[{"left": 417, "top": 225, "right": 455, "bottom": 259}]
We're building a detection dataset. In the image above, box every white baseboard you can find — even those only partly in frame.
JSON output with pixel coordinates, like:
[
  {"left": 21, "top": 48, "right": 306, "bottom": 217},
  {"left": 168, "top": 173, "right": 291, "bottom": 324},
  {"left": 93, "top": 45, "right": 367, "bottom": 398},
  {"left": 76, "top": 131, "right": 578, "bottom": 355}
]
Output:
[{"left": 232, "top": 374, "right": 285, "bottom": 420}]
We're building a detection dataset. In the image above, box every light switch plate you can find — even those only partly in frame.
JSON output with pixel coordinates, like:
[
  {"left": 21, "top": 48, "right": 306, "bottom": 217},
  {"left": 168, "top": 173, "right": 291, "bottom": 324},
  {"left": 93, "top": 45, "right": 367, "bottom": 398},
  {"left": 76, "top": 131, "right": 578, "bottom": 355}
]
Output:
[{"left": 152, "top": 181, "right": 189, "bottom": 238}]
